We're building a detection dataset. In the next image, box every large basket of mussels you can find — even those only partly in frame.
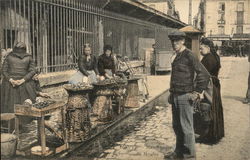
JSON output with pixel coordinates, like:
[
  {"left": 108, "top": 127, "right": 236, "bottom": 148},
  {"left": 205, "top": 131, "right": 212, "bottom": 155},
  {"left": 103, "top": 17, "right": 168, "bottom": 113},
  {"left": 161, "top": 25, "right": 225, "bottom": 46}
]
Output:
[
  {"left": 63, "top": 83, "right": 94, "bottom": 92},
  {"left": 93, "top": 77, "right": 127, "bottom": 89}
]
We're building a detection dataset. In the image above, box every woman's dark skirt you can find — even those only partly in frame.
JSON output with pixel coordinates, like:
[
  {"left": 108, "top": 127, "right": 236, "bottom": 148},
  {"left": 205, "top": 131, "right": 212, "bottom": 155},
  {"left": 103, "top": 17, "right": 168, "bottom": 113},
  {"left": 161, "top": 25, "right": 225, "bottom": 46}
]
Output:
[
  {"left": 205, "top": 78, "right": 225, "bottom": 143},
  {"left": 1, "top": 78, "right": 37, "bottom": 113}
]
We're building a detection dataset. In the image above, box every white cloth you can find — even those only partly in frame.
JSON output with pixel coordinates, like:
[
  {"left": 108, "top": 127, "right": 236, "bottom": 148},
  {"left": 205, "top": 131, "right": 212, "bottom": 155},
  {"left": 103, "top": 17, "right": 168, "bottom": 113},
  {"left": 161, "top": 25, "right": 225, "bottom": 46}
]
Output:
[{"left": 68, "top": 70, "right": 97, "bottom": 85}]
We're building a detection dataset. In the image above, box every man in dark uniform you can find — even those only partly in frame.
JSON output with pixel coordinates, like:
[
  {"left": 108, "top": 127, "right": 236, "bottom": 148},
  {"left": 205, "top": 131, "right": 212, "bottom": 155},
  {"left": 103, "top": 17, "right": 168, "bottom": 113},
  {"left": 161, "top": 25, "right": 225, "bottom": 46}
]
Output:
[{"left": 165, "top": 30, "right": 210, "bottom": 159}]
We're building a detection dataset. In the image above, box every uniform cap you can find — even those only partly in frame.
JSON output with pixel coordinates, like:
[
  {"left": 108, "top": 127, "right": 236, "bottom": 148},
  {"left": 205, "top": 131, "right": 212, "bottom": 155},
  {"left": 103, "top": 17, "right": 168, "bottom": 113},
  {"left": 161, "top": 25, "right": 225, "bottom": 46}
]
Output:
[{"left": 168, "top": 30, "right": 186, "bottom": 41}]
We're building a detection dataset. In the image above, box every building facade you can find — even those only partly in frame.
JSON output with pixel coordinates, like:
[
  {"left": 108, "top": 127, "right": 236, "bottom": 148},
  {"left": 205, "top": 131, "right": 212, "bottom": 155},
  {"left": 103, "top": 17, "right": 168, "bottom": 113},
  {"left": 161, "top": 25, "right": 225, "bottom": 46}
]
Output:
[
  {"left": 195, "top": 0, "right": 250, "bottom": 45},
  {"left": 206, "top": 0, "right": 250, "bottom": 36}
]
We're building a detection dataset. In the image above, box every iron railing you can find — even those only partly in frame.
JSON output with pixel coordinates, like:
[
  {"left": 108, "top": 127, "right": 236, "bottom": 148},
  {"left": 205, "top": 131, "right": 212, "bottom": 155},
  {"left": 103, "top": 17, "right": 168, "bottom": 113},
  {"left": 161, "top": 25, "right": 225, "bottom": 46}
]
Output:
[{"left": 0, "top": 0, "right": 174, "bottom": 73}]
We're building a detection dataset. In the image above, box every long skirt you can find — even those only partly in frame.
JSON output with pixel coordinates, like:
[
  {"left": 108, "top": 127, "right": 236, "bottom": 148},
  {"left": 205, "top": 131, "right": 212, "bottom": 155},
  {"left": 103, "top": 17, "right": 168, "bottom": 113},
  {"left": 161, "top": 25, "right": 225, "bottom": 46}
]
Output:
[
  {"left": 1, "top": 78, "right": 37, "bottom": 113},
  {"left": 206, "top": 78, "right": 225, "bottom": 143}
]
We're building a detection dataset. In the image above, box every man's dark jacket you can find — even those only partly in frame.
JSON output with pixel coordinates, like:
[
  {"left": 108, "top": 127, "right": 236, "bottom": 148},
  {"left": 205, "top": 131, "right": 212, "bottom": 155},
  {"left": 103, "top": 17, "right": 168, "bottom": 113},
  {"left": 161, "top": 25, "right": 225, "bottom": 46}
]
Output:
[{"left": 170, "top": 48, "right": 210, "bottom": 94}]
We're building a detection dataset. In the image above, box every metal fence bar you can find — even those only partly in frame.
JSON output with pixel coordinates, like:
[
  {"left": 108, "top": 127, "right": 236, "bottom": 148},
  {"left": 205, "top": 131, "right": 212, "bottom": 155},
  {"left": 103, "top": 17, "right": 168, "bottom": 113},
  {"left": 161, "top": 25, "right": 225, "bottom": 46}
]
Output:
[
  {"left": 75, "top": 0, "right": 78, "bottom": 58},
  {"left": 10, "top": 0, "right": 13, "bottom": 48},
  {"left": 35, "top": 1, "right": 39, "bottom": 65},
  {"left": 4, "top": 1, "right": 7, "bottom": 48},
  {"left": 27, "top": 0, "right": 31, "bottom": 53},
  {"left": 60, "top": 0, "right": 63, "bottom": 71},
  {"left": 53, "top": 0, "right": 56, "bottom": 71}
]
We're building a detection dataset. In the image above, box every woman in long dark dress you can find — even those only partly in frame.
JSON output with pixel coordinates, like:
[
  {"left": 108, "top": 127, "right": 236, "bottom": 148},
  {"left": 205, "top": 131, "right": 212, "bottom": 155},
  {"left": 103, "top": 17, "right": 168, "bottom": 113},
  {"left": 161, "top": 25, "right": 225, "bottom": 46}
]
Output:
[
  {"left": 1, "top": 42, "right": 36, "bottom": 113},
  {"left": 200, "top": 38, "right": 225, "bottom": 143}
]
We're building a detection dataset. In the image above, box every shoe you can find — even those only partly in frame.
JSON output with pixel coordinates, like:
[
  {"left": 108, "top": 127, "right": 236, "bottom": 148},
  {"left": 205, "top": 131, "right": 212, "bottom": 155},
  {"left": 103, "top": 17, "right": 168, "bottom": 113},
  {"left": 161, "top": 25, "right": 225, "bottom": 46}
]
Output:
[
  {"left": 183, "top": 155, "right": 196, "bottom": 160},
  {"left": 164, "top": 152, "right": 183, "bottom": 160},
  {"left": 242, "top": 99, "right": 250, "bottom": 104}
]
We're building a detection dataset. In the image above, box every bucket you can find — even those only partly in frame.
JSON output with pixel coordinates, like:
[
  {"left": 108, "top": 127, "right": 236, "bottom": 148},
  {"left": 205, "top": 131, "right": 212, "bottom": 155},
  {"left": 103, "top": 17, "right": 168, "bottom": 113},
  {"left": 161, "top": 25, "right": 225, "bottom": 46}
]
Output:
[{"left": 1, "top": 133, "right": 17, "bottom": 157}]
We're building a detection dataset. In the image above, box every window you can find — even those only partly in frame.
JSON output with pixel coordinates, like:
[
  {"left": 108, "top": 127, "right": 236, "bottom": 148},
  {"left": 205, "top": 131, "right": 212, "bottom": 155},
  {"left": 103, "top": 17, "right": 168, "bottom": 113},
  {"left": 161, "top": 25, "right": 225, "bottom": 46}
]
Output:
[
  {"left": 236, "top": 26, "right": 243, "bottom": 34},
  {"left": 237, "top": 11, "right": 244, "bottom": 24},
  {"left": 219, "top": 13, "right": 225, "bottom": 21},
  {"left": 237, "top": 2, "right": 244, "bottom": 11},
  {"left": 218, "top": 2, "right": 225, "bottom": 12},
  {"left": 218, "top": 26, "right": 225, "bottom": 35}
]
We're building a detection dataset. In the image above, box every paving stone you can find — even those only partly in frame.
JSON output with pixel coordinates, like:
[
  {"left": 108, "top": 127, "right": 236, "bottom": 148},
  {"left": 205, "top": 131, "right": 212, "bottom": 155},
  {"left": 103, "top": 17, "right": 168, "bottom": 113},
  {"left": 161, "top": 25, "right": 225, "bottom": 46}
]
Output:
[
  {"left": 116, "top": 141, "right": 126, "bottom": 145},
  {"left": 129, "top": 151, "right": 140, "bottom": 155},
  {"left": 145, "top": 136, "right": 155, "bottom": 140},
  {"left": 114, "top": 146, "right": 121, "bottom": 150},
  {"left": 135, "top": 132, "right": 145, "bottom": 136},
  {"left": 116, "top": 149, "right": 128, "bottom": 154},
  {"left": 104, "top": 149, "right": 115, "bottom": 153},
  {"left": 145, "top": 133, "right": 154, "bottom": 137},
  {"left": 105, "top": 153, "right": 115, "bottom": 158},
  {"left": 135, "top": 142, "right": 145, "bottom": 147},
  {"left": 126, "top": 142, "right": 136, "bottom": 146}
]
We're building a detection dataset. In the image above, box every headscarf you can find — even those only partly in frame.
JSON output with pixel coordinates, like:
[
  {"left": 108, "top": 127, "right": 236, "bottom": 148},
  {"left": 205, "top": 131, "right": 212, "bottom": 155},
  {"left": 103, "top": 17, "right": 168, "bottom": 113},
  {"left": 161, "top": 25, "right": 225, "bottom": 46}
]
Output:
[
  {"left": 12, "top": 42, "right": 29, "bottom": 59},
  {"left": 104, "top": 45, "right": 113, "bottom": 53},
  {"left": 13, "top": 42, "right": 27, "bottom": 53},
  {"left": 200, "top": 38, "right": 221, "bottom": 68}
]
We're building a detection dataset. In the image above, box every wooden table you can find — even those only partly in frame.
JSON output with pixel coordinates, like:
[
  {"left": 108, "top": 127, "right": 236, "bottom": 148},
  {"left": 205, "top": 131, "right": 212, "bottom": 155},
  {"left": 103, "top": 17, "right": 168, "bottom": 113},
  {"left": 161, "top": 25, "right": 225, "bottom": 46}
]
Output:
[{"left": 14, "top": 101, "right": 68, "bottom": 156}]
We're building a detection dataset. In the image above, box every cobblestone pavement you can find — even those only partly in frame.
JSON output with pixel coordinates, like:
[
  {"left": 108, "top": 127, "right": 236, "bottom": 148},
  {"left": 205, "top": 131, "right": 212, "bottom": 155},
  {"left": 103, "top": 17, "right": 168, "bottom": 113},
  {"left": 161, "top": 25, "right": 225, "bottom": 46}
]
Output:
[{"left": 93, "top": 105, "right": 175, "bottom": 160}]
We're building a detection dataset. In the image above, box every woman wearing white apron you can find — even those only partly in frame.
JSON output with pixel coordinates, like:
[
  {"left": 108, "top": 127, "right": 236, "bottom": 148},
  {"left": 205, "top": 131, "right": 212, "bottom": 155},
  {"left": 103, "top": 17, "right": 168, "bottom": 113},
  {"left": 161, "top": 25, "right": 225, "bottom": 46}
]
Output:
[{"left": 68, "top": 43, "right": 99, "bottom": 84}]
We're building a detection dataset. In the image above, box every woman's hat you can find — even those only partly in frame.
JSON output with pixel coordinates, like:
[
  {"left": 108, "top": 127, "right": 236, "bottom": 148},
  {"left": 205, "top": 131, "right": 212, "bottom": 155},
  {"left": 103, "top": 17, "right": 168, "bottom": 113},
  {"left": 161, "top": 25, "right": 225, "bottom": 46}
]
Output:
[
  {"left": 104, "top": 45, "right": 113, "bottom": 52},
  {"left": 200, "top": 38, "right": 214, "bottom": 49}
]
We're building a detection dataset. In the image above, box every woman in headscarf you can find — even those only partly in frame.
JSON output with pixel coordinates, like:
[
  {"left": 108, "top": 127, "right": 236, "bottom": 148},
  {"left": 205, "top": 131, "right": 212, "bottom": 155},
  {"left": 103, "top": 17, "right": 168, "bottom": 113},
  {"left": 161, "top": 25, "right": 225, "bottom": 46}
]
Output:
[
  {"left": 199, "top": 38, "right": 225, "bottom": 143},
  {"left": 1, "top": 42, "right": 36, "bottom": 113},
  {"left": 98, "top": 45, "right": 116, "bottom": 80},
  {"left": 68, "top": 43, "right": 99, "bottom": 84}
]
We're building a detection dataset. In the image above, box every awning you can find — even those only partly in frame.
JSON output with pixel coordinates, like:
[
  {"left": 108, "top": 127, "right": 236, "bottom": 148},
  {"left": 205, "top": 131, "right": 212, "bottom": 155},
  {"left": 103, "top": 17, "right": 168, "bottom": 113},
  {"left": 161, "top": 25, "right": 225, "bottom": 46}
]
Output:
[
  {"left": 84, "top": 0, "right": 187, "bottom": 29},
  {"left": 180, "top": 25, "right": 203, "bottom": 34}
]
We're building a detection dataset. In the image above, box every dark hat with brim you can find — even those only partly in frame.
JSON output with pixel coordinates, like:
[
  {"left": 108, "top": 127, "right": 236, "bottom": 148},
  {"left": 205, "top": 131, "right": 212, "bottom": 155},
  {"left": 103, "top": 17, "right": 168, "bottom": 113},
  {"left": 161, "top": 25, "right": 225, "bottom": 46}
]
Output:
[{"left": 168, "top": 30, "right": 186, "bottom": 41}]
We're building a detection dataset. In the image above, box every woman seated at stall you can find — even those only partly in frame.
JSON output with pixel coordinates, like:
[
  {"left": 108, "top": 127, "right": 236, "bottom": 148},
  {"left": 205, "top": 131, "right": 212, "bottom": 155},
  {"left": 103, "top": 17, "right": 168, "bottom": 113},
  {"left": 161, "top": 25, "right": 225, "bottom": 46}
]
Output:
[
  {"left": 69, "top": 43, "right": 99, "bottom": 85},
  {"left": 98, "top": 45, "right": 116, "bottom": 80}
]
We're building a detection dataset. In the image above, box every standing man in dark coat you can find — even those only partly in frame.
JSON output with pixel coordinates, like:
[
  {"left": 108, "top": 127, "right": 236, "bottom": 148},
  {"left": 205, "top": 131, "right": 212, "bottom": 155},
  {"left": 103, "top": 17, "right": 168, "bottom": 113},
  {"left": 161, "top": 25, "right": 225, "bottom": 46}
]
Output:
[{"left": 165, "top": 31, "right": 210, "bottom": 159}]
